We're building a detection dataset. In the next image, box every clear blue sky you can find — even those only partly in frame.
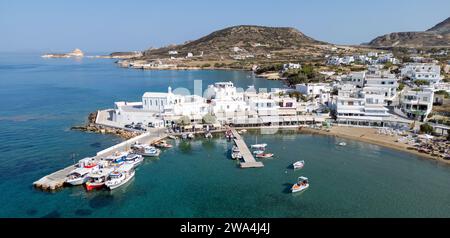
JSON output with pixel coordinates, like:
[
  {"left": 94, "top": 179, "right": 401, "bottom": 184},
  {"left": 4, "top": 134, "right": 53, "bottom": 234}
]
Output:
[{"left": 1, "top": 0, "right": 449, "bottom": 53}]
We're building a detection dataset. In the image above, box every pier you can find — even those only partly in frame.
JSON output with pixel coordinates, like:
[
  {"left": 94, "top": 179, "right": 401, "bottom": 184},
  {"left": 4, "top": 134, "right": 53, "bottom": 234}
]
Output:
[
  {"left": 230, "top": 129, "right": 264, "bottom": 168},
  {"left": 33, "top": 129, "right": 167, "bottom": 191}
]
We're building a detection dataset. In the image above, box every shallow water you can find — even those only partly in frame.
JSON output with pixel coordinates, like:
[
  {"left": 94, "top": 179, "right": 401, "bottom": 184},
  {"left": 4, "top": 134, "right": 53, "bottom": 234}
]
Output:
[{"left": 0, "top": 53, "right": 449, "bottom": 218}]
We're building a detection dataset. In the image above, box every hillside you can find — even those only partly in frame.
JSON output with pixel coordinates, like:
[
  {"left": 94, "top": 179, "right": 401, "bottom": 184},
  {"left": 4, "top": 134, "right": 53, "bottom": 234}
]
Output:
[
  {"left": 140, "top": 25, "right": 332, "bottom": 61},
  {"left": 367, "top": 17, "right": 450, "bottom": 48}
]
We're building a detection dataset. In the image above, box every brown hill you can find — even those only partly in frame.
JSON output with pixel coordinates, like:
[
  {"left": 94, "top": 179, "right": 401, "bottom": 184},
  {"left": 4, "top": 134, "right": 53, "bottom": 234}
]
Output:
[
  {"left": 367, "top": 17, "right": 450, "bottom": 48},
  {"left": 141, "top": 25, "right": 329, "bottom": 60}
]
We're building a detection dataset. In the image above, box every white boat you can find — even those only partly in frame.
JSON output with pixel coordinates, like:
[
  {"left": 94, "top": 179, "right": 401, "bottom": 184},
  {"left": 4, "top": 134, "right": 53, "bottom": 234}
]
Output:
[
  {"left": 293, "top": 161, "right": 305, "bottom": 169},
  {"left": 66, "top": 166, "right": 98, "bottom": 186},
  {"left": 181, "top": 133, "right": 188, "bottom": 140},
  {"left": 251, "top": 143, "right": 267, "bottom": 149},
  {"left": 238, "top": 129, "right": 247, "bottom": 134},
  {"left": 188, "top": 133, "right": 195, "bottom": 139},
  {"left": 77, "top": 157, "right": 97, "bottom": 169},
  {"left": 132, "top": 144, "right": 161, "bottom": 157},
  {"left": 231, "top": 152, "right": 243, "bottom": 160},
  {"left": 125, "top": 154, "right": 144, "bottom": 168},
  {"left": 205, "top": 132, "right": 213, "bottom": 138},
  {"left": 291, "top": 176, "right": 309, "bottom": 193},
  {"left": 232, "top": 145, "right": 240, "bottom": 153},
  {"left": 252, "top": 150, "right": 265, "bottom": 155},
  {"left": 105, "top": 164, "right": 135, "bottom": 190},
  {"left": 338, "top": 142, "right": 347, "bottom": 146},
  {"left": 168, "top": 135, "right": 178, "bottom": 140}
]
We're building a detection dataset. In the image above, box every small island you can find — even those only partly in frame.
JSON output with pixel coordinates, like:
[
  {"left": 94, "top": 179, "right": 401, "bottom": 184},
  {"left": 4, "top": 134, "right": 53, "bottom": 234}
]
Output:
[{"left": 41, "top": 48, "right": 84, "bottom": 58}]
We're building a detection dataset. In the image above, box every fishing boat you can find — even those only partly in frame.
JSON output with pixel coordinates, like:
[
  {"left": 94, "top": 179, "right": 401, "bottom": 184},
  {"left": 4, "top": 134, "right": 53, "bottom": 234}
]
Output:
[
  {"left": 251, "top": 143, "right": 267, "bottom": 149},
  {"left": 105, "top": 164, "right": 135, "bottom": 190},
  {"left": 125, "top": 154, "right": 144, "bottom": 168},
  {"left": 231, "top": 152, "right": 243, "bottom": 160},
  {"left": 78, "top": 157, "right": 97, "bottom": 169},
  {"left": 338, "top": 142, "right": 347, "bottom": 146},
  {"left": 291, "top": 176, "right": 309, "bottom": 193},
  {"left": 293, "top": 160, "right": 305, "bottom": 169},
  {"left": 65, "top": 166, "right": 98, "bottom": 186},
  {"left": 256, "top": 153, "right": 274, "bottom": 158},
  {"left": 85, "top": 168, "right": 113, "bottom": 191},
  {"left": 132, "top": 144, "right": 161, "bottom": 157}
]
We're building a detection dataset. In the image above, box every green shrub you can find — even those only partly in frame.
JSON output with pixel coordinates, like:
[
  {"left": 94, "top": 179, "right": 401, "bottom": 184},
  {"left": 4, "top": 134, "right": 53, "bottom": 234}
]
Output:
[{"left": 420, "top": 123, "right": 434, "bottom": 134}]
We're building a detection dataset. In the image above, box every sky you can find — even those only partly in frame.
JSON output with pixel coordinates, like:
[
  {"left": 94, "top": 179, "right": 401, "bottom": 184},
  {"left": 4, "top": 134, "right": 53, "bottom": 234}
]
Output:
[{"left": 0, "top": 0, "right": 449, "bottom": 53}]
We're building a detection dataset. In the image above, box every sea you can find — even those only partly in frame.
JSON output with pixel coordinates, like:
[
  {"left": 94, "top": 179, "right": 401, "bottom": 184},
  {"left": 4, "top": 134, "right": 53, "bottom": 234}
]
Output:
[{"left": 0, "top": 52, "right": 449, "bottom": 218}]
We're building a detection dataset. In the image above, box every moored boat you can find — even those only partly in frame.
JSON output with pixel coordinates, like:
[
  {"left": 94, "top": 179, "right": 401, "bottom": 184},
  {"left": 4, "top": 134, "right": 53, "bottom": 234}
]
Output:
[
  {"left": 205, "top": 132, "right": 213, "bottom": 138},
  {"left": 78, "top": 157, "right": 97, "bottom": 168},
  {"left": 125, "top": 154, "right": 144, "bottom": 168},
  {"left": 66, "top": 166, "right": 98, "bottom": 186},
  {"left": 188, "top": 133, "right": 195, "bottom": 139},
  {"left": 85, "top": 168, "right": 113, "bottom": 191},
  {"left": 256, "top": 153, "right": 274, "bottom": 158},
  {"left": 132, "top": 143, "right": 161, "bottom": 157},
  {"left": 293, "top": 160, "right": 305, "bottom": 169},
  {"left": 338, "top": 142, "right": 347, "bottom": 146},
  {"left": 251, "top": 143, "right": 267, "bottom": 149},
  {"left": 253, "top": 150, "right": 265, "bottom": 155},
  {"left": 231, "top": 152, "right": 243, "bottom": 160},
  {"left": 291, "top": 176, "right": 309, "bottom": 193},
  {"left": 105, "top": 164, "right": 135, "bottom": 190}
]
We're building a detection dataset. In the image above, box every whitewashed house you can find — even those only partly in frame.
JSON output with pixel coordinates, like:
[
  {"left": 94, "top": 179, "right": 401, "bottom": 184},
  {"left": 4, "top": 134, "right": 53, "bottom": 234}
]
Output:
[
  {"left": 400, "top": 63, "right": 442, "bottom": 84},
  {"left": 399, "top": 89, "right": 434, "bottom": 121}
]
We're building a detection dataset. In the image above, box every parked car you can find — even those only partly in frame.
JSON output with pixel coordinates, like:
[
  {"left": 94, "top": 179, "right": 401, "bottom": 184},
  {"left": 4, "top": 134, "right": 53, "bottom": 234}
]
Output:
[{"left": 124, "top": 124, "right": 133, "bottom": 129}]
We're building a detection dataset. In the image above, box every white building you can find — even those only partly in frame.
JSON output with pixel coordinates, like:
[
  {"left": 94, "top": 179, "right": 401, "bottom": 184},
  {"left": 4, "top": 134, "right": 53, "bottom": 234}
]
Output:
[
  {"left": 342, "top": 71, "right": 366, "bottom": 88},
  {"left": 399, "top": 89, "right": 434, "bottom": 121},
  {"left": 400, "top": 63, "right": 442, "bottom": 84},
  {"left": 336, "top": 87, "right": 391, "bottom": 126},
  {"left": 364, "top": 70, "right": 399, "bottom": 103}
]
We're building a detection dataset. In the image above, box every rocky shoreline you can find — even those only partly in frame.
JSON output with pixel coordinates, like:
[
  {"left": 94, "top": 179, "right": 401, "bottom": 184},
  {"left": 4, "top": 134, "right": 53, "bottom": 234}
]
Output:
[{"left": 71, "top": 112, "right": 140, "bottom": 140}]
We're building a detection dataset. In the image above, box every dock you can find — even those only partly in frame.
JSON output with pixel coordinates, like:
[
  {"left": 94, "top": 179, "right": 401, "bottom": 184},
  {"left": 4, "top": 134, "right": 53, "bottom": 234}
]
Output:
[
  {"left": 230, "top": 129, "right": 264, "bottom": 168},
  {"left": 33, "top": 129, "right": 167, "bottom": 191}
]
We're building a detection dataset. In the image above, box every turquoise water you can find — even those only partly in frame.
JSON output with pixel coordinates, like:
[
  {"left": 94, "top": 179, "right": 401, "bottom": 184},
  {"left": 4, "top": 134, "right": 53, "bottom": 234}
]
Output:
[{"left": 1, "top": 53, "right": 450, "bottom": 218}]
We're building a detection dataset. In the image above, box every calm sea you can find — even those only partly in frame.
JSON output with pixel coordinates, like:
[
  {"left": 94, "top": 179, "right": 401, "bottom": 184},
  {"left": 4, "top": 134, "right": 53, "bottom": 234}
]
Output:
[{"left": 0, "top": 52, "right": 449, "bottom": 218}]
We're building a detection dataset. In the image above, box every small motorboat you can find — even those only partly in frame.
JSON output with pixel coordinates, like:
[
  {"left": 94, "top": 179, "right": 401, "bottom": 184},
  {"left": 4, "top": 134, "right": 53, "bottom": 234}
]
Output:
[
  {"left": 104, "top": 151, "right": 128, "bottom": 166},
  {"left": 105, "top": 164, "right": 135, "bottom": 190},
  {"left": 251, "top": 144, "right": 267, "bottom": 149},
  {"left": 125, "top": 154, "right": 144, "bottom": 168},
  {"left": 85, "top": 168, "right": 113, "bottom": 191},
  {"left": 232, "top": 145, "right": 240, "bottom": 153},
  {"left": 65, "top": 166, "right": 98, "bottom": 186},
  {"left": 181, "top": 133, "right": 188, "bottom": 140},
  {"left": 293, "top": 161, "right": 305, "bottom": 170},
  {"left": 231, "top": 152, "right": 243, "bottom": 160},
  {"left": 238, "top": 129, "right": 247, "bottom": 134},
  {"left": 256, "top": 153, "right": 274, "bottom": 158},
  {"left": 338, "top": 142, "right": 347, "bottom": 146},
  {"left": 205, "top": 132, "right": 213, "bottom": 138},
  {"left": 253, "top": 150, "right": 265, "bottom": 155},
  {"left": 168, "top": 135, "right": 178, "bottom": 140},
  {"left": 291, "top": 176, "right": 309, "bottom": 193},
  {"left": 188, "top": 133, "right": 195, "bottom": 139},
  {"left": 132, "top": 144, "right": 161, "bottom": 157},
  {"left": 154, "top": 140, "right": 173, "bottom": 149}
]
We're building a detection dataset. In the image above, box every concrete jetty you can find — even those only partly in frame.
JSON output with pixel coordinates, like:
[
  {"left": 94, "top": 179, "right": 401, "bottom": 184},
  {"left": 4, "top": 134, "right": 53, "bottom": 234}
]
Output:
[
  {"left": 230, "top": 129, "right": 264, "bottom": 168},
  {"left": 33, "top": 129, "right": 167, "bottom": 191}
]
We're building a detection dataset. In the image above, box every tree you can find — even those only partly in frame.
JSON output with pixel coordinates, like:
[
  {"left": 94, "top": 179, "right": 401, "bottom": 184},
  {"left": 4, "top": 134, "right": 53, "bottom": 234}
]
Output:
[
  {"left": 414, "top": 80, "right": 430, "bottom": 86},
  {"left": 177, "top": 116, "right": 191, "bottom": 126},
  {"left": 202, "top": 113, "right": 217, "bottom": 124},
  {"left": 398, "top": 83, "right": 405, "bottom": 91},
  {"left": 420, "top": 123, "right": 434, "bottom": 134}
]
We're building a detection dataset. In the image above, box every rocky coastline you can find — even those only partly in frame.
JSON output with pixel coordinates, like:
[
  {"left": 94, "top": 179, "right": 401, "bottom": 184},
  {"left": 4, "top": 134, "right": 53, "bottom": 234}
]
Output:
[{"left": 71, "top": 112, "right": 140, "bottom": 140}]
